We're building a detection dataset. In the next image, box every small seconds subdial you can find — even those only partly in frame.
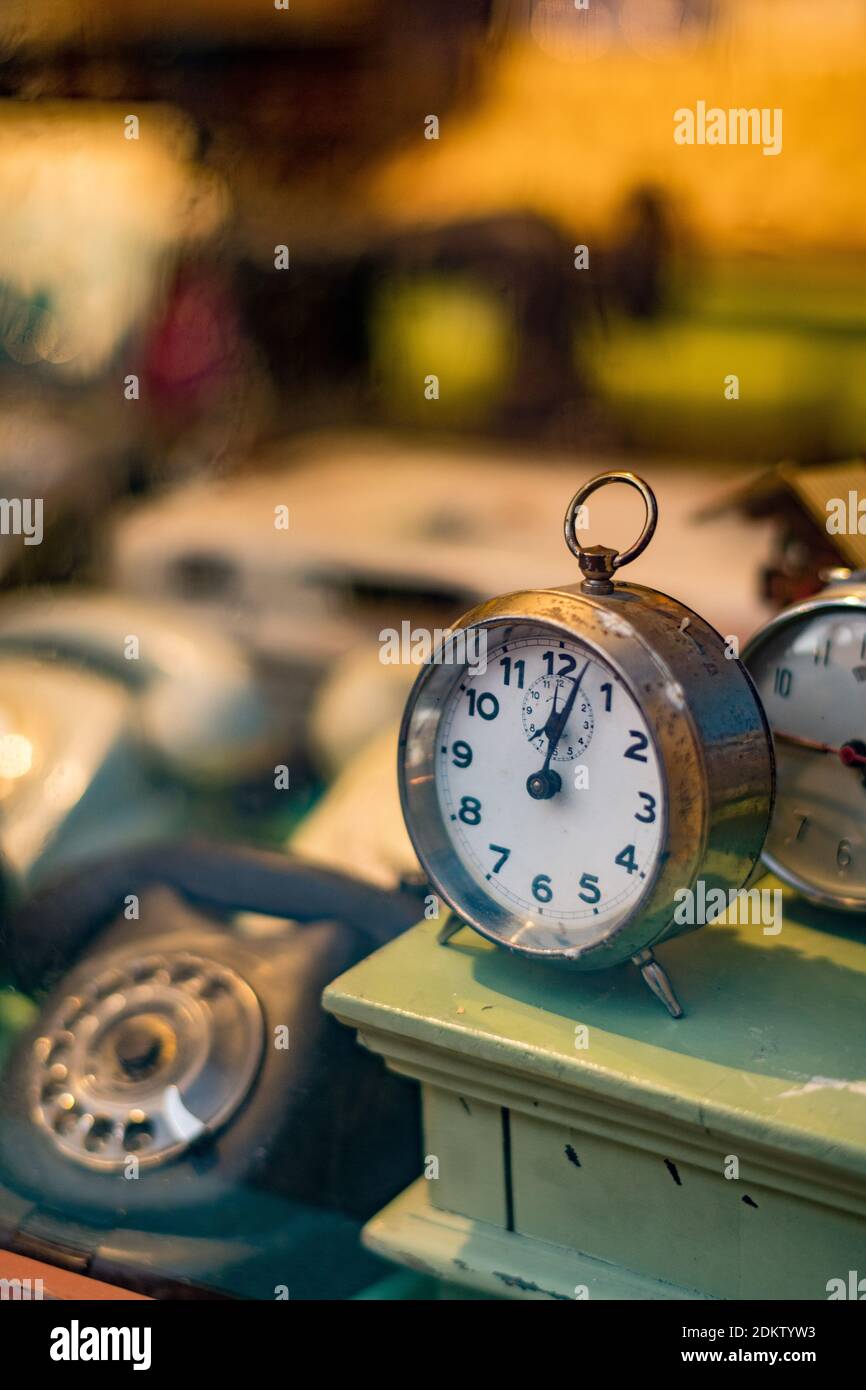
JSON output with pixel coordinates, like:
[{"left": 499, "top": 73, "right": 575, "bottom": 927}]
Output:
[{"left": 521, "top": 673, "right": 595, "bottom": 761}]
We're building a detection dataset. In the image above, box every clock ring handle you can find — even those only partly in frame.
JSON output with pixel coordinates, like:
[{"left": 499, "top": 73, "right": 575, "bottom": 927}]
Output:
[{"left": 563, "top": 470, "right": 658, "bottom": 594}]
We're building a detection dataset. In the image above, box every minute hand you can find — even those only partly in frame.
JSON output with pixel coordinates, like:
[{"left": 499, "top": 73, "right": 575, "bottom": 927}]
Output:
[{"left": 541, "top": 660, "right": 590, "bottom": 772}]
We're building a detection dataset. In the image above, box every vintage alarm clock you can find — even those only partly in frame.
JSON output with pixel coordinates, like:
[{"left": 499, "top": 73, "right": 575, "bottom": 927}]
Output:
[
  {"left": 398, "top": 471, "right": 775, "bottom": 1016},
  {"left": 743, "top": 568, "right": 866, "bottom": 911}
]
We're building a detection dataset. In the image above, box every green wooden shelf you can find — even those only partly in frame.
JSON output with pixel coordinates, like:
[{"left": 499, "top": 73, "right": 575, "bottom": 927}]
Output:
[{"left": 324, "top": 876, "right": 866, "bottom": 1300}]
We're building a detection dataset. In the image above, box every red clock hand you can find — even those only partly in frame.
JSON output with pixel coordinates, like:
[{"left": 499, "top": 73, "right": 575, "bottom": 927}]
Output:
[{"left": 774, "top": 731, "right": 866, "bottom": 768}]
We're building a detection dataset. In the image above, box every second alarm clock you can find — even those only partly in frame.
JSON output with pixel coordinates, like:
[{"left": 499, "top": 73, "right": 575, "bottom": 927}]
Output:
[
  {"left": 743, "top": 569, "right": 866, "bottom": 911},
  {"left": 398, "top": 472, "right": 775, "bottom": 1016}
]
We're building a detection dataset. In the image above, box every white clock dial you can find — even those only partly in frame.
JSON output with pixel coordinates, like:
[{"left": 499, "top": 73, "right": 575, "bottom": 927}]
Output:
[
  {"left": 435, "top": 629, "right": 664, "bottom": 951},
  {"left": 748, "top": 607, "right": 866, "bottom": 904}
]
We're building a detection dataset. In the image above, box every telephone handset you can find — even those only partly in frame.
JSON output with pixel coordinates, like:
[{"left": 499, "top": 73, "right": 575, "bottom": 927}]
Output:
[
  {"left": 0, "top": 590, "right": 278, "bottom": 905},
  {"left": 0, "top": 842, "right": 424, "bottom": 1298},
  {"left": 2, "top": 837, "right": 425, "bottom": 993},
  {"left": 0, "top": 589, "right": 273, "bottom": 780}
]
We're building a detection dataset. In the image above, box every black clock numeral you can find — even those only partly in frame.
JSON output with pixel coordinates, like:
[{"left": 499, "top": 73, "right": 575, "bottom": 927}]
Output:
[
  {"left": 531, "top": 873, "right": 553, "bottom": 903},
  {"left": 600, "top": 681, "right": 613, "bottom": 712},
  {"left": 814, "top": 640, "right": 831, "bottom": 667},
  {"left": 499, "top": 656, "right": 525, "bottom": 689},
  {"left": 577, "top": 872, "right": 601, "bottom": 904},
  {"left": 458, "top": 796, "right": 482, "bottom": 825},
  {"left": 837, "top": 838, "right": 852, "bottom": 870},
  {"left": 489, "top": 844, "right": 511, "bottom": 874},
  {"left": 624, "top": 730, "right": 649, "bottom": 763},
  {"left": 635, "top": 792, "right": 656, "bottom": 824},
  {"left": 615, "top": 844, "right": 639, "bottom": 875},
  {"left": 542, "top": 650, "right": 577, "bottom": 678},
  {"left": 451, "top": 740, "right": 473, "bottom": 769},
  {"left": 466, "top": 690, "right": 499, "bottom": 720},
  {"left": 774, "top": 667, "right": 793, "bottom": 698}
]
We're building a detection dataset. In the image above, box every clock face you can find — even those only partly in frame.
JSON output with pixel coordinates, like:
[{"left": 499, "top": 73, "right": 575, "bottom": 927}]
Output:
[
  {"left": 747, "top": 604, "right": 866, "bottom": 906},
  {"left": 434, "top": 626, "right": 665, "bottom": 952}
]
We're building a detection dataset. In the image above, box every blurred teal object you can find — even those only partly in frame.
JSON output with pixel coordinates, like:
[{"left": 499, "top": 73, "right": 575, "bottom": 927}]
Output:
[{"left": 352, "top": 1270, "right": 437, "bottom": 1300}]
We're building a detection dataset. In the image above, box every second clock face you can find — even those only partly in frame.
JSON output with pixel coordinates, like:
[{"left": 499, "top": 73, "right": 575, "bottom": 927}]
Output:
[
  {"left": 747, "top": 604, "right": 866, "bottom": 906},
  {"left": 434, "top": 626, "right": 665, "bottom": 951}
]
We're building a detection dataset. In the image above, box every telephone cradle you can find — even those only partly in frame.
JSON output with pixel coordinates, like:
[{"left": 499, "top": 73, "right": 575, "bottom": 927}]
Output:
[{"left": 323, "top": 879, "right": 866, "bottom": 1301}]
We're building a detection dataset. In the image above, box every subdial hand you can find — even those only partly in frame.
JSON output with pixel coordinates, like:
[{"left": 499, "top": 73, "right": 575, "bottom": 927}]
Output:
[{"left": 526, "top": 661, "right": 590, "bottom": 800}]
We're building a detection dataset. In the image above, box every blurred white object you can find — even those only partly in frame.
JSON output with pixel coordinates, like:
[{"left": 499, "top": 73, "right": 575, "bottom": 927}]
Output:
[
  {"left": 0, "top": 102, "right": 225, "bottom": 377},
  {"left": 0, "top": 657, "right": 156, "bottom": 894},
  {"left": 0, "top": 590, "right": 282, "bottom": 906},
  {"left": 107, "top": 433, "right": 595, "bottom": 756},
  {"left": 108, "top": 434, "right": 587, "bottom": 667},
  {"left": 310, "top": 647, "right": 417, "bottom": 776},
  {"left": 291, "top": 725, "right": 418, "bottom": 890},
  {"left": 0, "top": 590, "right": 275, "bottom": 782},
  {"left": 106, "top": 433, "right": 774, "bottom": 765}
]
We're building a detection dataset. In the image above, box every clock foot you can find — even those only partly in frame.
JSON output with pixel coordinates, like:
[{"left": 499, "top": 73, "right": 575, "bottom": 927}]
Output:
[
  {"left": 631, "top": 949, "right": 684, "bottom": 1018},
  {"left": 437, "top": 918, "right": 464, "bottom": 946}
]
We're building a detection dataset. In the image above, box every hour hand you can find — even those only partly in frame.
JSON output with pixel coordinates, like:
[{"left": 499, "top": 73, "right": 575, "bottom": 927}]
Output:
[
  {"left": 526, "top": 662, "right": 589, "bottom": 800},
  {"left": 527, "top": 686, "right": 562, "bottom": 797},
  {"left": 774, "top": 729, "right": 866, "bottom": 791}
]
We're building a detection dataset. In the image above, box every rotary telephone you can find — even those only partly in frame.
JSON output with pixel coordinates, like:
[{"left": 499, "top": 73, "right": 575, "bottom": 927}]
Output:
[{"left": 0, "top": 841, "right": 423, "bottom": 1299}]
